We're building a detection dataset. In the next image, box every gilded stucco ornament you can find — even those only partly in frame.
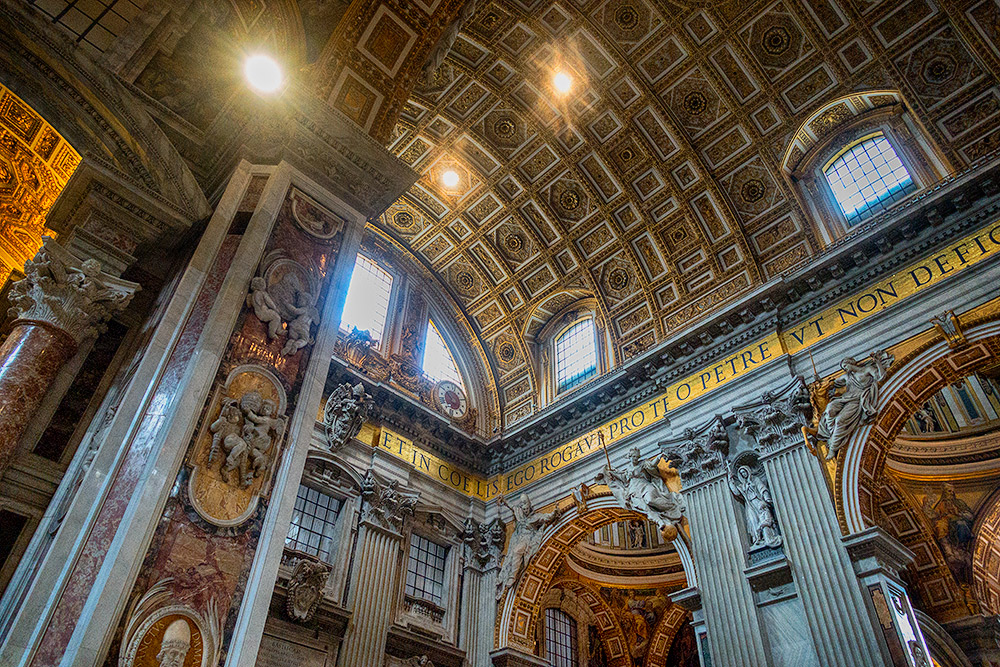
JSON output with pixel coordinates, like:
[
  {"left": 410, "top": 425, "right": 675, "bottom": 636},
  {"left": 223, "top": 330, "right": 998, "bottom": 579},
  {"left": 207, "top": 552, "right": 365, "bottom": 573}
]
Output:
[
  {"left": 9, "top": 236, "right": 138, "bottom": 343},
  {"left": 189, "top": 366, "right": 288, "bottom": 526},
  {"left": 810, "top": 349, "right": 894, "bottom": 460},
  {"left": 595, "top": 447, "right": 685, "bottom": 537},
  {"left": 285, "top": 557, "right": 331, "bottom": 623},
  {"left": 495, "top": 494, "right": 565, "bottom": 601},
  {"left": 323, "top": 382, "right": 371, "bottom": 452}
]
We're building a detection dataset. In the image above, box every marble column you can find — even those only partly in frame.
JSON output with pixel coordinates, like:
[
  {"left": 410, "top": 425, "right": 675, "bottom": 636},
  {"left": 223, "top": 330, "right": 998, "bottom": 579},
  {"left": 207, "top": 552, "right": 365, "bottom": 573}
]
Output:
[
  {"left": 735, "top": 380, "right": 888, "bottom": 666},
  {"left": 459, "top": 519, "right": 503, "bottom": 667},
  {"left": 661, "top": 425, "right": 771, "bottom": 667},
  {"left": 339, "top": 470, "right": 419, "bottom": 667},
  {"left": 0, "top": 237, "right": 136, "bottom": 476}
]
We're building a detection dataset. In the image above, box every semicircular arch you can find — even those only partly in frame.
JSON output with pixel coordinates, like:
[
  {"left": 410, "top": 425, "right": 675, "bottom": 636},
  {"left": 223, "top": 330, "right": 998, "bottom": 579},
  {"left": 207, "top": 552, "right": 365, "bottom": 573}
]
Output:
[
  {"left": 838, "top": 321, "right": 1000, "bottom": 533},
  {"left": 495, "top": 493, "right": 695, "bottom": 659}
]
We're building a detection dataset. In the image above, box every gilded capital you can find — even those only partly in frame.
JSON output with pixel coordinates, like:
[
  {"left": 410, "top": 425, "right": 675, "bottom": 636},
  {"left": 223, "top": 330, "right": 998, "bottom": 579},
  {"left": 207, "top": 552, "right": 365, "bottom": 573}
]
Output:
[{"left": 8, "top": 237, "right": 139, "bottom": 343}]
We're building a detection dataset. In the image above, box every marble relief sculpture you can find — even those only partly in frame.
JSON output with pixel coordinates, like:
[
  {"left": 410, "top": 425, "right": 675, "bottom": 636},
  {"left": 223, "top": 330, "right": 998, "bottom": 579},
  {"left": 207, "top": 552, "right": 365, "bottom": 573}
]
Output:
[
  {"left": 285, "top": 558, "right": 331, "bottom": 623},
  {"left": 156, "top": 619, "right": 191, "bottom": 667},
  {"left": 246, "top": 261, "right": 320, "bottom": 356},
  {"left": 208, "top": 391, "right": 285, "bottom": 488},
  {"left": 595, "top": 447, "right": 685, "bottom": 535},
  {"left": 729, "top": 465, "right": 782, "bottom": 549},
  {"left": 324, "top": 382, "right": 371, "bottom": 451},
  {"left": 495, "top": 494, "right": 565, "bottom": 600},
  {"left": 814, "top": 349, "right": 894, "bottom": 459}
]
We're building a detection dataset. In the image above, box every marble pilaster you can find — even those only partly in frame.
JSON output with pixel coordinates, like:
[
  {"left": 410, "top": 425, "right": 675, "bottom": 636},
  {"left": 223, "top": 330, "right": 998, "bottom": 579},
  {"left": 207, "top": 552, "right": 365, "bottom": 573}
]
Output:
[
  {"left": 736, "top": 381, "right": 888, "bottom": 666},
  {"left": 338, "top": 471, "right": 418, "bottom": 667},
  {"left": 0, "top": 238, "right": 136, "bottom": 476},
  {"left": 459, "top": 519, "right": 503, "bottom": 667},
  {"left": 662, "top": 425, "right": 771, "bottom": 667}
]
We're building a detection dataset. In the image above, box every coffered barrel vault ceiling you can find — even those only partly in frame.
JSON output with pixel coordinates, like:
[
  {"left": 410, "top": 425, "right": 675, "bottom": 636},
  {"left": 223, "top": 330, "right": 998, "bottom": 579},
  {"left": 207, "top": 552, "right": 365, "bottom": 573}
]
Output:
[{"left": 379, "top": 0, "right": 1000, "bottom": 428}]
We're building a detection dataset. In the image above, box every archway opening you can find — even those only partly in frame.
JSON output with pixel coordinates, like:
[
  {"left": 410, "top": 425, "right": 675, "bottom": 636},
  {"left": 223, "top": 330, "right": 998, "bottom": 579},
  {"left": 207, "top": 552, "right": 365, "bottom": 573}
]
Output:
[
  {"left": 0, "top": 83, "right": 79, "bottom": 284},
  {"left": 498, "top": 495, "right": 695, "bottom": 667}
]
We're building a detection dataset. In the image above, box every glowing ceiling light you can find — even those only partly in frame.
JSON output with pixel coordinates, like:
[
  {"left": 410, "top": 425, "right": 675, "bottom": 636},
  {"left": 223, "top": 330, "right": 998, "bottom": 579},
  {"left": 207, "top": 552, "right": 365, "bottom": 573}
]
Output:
[
  {"left": 553, "top": 71, "right": 572, "bottom": 93},
  {"left": 442, "top": 170, "right": 460, "bottom": 188},
  {"left": 244, "top": 54, "right": 283, "bottom": 94}
]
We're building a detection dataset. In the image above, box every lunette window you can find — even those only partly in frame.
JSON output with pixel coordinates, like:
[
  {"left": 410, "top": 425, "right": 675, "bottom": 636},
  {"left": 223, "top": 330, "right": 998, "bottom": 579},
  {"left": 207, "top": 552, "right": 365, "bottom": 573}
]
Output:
[
  {"left": 545, "top": 608, "right": 579, "bottom": 667},
  {"left": 555, "top": 319, "right": 598, "bottom": 393},
  {"left": 422, "top": 320, "right": 464, "bottom": 389},
  {"left": 405, "top": 534, "right": 448, "bottom": 606},
  {"left": 823, "top": 133, "right": 914, "bottom": 224},
  {"left": 285, "top": 485, "right": 342, "bottom": 562},
  {"left": 340, "top": 254, "right": 393, "bottom": 345}
]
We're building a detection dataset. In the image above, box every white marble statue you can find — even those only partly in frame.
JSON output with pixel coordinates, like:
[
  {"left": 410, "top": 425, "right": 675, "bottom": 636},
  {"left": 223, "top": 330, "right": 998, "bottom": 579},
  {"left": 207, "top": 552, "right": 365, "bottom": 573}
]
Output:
[
  {"left": 729, "top": 465, "right": 782, "bottom": 549},
  {"left": 495, "top": 494, "right": 564, "bottom": 600},
  {"left": 816, "top": 349, "right": 894, "bottom": 459},
  {"left": 282, "top": 289, "right": 319, "bottom": 356},
  {"left": 247, "top": 276, "right": 283, "bottom": 339},
  {"left": 156, "top": 619, "right": 191, "bottom": 667},
  {"left": 595, "top": 447, "right": 685, "bottom": 533}
]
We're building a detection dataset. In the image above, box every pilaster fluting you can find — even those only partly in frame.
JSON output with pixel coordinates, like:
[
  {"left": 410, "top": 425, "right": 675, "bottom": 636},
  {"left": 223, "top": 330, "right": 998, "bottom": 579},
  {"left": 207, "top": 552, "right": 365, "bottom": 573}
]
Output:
[
  {"left": 339, "top": 521, "right": 403, "bottom": 667},
  {"left": 461, "top": 565, "right": 499, "bottom": 667},
  {"left": 684, "top": 477, "right": 770, "bottom": 667},
  {"left": 763, "top": 444, "right": 885, "bottom": 666},
  {"left": 0, "top": 237, "right": 136, "bottom": 476}
]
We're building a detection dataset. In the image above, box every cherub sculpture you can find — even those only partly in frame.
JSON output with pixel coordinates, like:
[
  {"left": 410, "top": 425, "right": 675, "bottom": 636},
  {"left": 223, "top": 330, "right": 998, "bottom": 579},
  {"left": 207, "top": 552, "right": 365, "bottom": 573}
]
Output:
[
  {"left": 247, "top": 277, "right": 283, "bottom": 339},
  {"left": 282, "top": 289, "right": 319, "bottom": 356}
]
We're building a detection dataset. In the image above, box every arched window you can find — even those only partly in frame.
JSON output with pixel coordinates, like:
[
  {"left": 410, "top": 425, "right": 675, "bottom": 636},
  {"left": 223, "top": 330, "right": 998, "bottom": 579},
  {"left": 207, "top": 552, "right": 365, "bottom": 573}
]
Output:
[
  {"left": 823, "top": 132, "right": 914, "bottom": 225},
  {"left": 555, "top": 318, "right": 598, "bottom": 393},
  {"left": 340, "top": 254, "right": 393, "bottom": 345},
  {"left": 422, "top": 319, "right": 464, "bottom": 390},
  {"left": 544, "top": 608, "right": 579, "bottom": 666},
  {"left": 782, "top": 91, "right": 950, "bottom": 246}
]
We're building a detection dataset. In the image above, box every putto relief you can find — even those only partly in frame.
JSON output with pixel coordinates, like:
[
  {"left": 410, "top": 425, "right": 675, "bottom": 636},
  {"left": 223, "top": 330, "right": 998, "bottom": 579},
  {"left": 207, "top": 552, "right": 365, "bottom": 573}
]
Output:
[
  {"left": 246, "top": 252, "right": 321, "bottom": 357},
  {"left": 188, "top": 366, "right": 288, "bottom": 527}
]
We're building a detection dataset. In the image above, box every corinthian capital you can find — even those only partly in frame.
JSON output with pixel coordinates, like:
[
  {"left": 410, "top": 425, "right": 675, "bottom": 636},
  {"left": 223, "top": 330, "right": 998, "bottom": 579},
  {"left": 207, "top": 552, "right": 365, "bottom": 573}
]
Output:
[{"left": 8, "top": 237, "right": 139, "bottom": 343}]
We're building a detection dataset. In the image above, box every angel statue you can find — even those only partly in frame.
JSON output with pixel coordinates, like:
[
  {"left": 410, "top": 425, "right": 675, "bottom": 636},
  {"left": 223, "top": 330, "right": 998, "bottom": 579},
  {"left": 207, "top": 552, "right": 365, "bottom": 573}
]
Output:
[
  {"left": 324, "top": 382, "right": 371, "bottom": 451},
  {"left": 495, "top": 494, "right": 565, "bottom": 601},
  {"left": 729, "top": 465, "right": 781, "bottom": 549},
  {"left": 595, "top": 447, "right": 685, "bottom": 535},
  {"left": 814, "top": 349, "right": 894, "bottom": 459}
]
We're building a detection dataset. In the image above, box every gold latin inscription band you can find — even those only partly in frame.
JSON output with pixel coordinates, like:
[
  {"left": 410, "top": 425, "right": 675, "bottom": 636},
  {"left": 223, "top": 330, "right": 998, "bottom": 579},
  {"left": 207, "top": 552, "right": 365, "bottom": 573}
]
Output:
[{"left": 358, "top": 218, "right": 1000, "bottom": 499}]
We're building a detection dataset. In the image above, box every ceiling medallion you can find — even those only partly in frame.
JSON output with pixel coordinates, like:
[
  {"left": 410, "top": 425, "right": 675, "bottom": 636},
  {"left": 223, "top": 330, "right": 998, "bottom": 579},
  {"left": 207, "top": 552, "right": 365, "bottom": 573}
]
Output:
[
  {"left": 619, "top": 147, "right": 635, "bottom": 162},
  {"left": 923, "top": 56, "right": 957, "bottom": 84},
  {"left": 614, "top": 5, "right": 639, "bottom": 30},
  {"left": 608, "top": 267, "right": 631, "bottom": 290},
  {"left": 497, "top": 341, "right": 517, "bottom": 363},
  {"left": 560, "top": 189, "right": 581, "bottom": 211},
  {"left": 503, "top": 234, "right": 524, "bottom": 253},
  {"left": 741, "top": 179, "right": 766, "bottom": 203},
  {"left": 682, "top": 91, "right": 708, "bottom": 116},
  {"left": 393, "top": 211, "right": 415, "bottom": 229},
  {"left": 762, "top": 26, "right": 791, "bottom": 55},
  {"left": 456, "top": 270, "right": 476, "bottom": 291},
  {"left": 494, "top": 117, "right": 517, "bottom": 139}
]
